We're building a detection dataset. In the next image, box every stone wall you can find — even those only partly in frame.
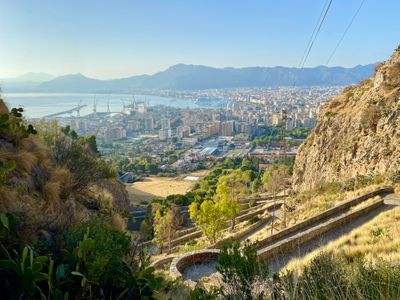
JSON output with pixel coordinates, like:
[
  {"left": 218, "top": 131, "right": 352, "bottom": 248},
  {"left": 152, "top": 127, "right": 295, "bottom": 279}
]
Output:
[
  {"left": 208, "top": 217, "right": 271, "bottom": 249},
  {"left": 255, "top": 187, "right": 393, "bottom": 249},
  {"left": 257, "top": 199, "right": 384, "bottom": 261},
  {"left": 150, "top": 255, "right": 176, "bottom": 269},
  {"left": 169, "top": 249, "right": 220, "bottom": 280}
]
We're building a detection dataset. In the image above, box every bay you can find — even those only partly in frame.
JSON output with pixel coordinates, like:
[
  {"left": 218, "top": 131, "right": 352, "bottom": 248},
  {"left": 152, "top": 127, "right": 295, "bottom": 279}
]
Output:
[{"left": 1, "top": 92, "right": 209, "bottom": 118}]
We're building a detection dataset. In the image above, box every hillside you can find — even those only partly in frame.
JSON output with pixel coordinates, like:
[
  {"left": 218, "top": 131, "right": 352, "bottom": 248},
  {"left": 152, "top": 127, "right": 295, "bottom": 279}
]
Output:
[
  {"left": 293, "top": 47, "right": 400, "bottom": 192},
  {"left": 0, "top": 101, "right": 129, "bottom": 239},
  {"left": 2, "top": 63, "right": 375, "bottom": 93}
]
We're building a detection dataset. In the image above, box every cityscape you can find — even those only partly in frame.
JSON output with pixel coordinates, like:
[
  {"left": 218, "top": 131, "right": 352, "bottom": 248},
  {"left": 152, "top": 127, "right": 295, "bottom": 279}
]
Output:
[
  {"left": 1, "top": 1, "right": 399, "bottom": 299},
  {"left": 40, "top": 86, "right": 342, "bottom": 179}
]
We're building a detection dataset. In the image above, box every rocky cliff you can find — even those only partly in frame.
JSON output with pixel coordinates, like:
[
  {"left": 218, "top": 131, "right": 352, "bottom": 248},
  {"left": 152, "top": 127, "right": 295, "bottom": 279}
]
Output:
[{"left": 293, "top": 47, "right": 400, "bottom": 192}]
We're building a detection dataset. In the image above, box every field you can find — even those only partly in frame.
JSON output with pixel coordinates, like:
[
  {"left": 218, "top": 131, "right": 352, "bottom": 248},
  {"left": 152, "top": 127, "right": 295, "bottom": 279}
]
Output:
[{"left": 126, "top": 170, "right": 208, "bottom": 206}]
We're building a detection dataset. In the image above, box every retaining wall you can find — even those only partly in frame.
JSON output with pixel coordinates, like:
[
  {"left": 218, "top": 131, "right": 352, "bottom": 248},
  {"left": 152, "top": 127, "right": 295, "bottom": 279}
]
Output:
[
  {"left": 150, "top": 255, "right": 176, "bottom": 269},
  {"left": 257, "top": 199, "right": 385, "bottom": 261},
  {"left": 207, "top": 217, "right": 271, "bottom": 249},
  {"left": 170, "top": 201, "right": 280, "bottom": 248},
  {"left": 254, "top": 187, "right": 393, "bottom": 249},
  {"left": 169, "top": 249, "right": 220, "bottom": 280}
]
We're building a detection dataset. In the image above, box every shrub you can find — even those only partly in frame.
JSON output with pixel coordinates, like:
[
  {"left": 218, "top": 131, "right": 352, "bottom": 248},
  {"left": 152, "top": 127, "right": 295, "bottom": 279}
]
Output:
[
  {"left": 216, "top": 242, "right": 268, "bottom": 299},
  {"left": 248, "top": 215, "right": 260, "bottom": 225},
  {"left": 0, "top": 214, "right": 162, "bottom": 299},
  {"left": 360, "top": 105, "right": 381, "bottom": 132}
]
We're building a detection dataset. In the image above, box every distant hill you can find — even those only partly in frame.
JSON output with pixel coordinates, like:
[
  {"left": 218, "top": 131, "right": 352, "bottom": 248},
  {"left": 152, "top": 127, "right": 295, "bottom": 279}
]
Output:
[
  {"left": 0, "top": 72, "right": 55, "bottom": 90},
  {"left": 12, "top": 72, "right": 54, "bottom": 82},
  {"left": 2, "top": 64, "right": 375, "bottom": 92}
]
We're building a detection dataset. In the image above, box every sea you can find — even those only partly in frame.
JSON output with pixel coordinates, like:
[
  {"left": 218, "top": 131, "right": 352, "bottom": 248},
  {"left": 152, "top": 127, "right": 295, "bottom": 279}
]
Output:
[{"left": 1, "top": 92, "right": 213, "bottom": 118}]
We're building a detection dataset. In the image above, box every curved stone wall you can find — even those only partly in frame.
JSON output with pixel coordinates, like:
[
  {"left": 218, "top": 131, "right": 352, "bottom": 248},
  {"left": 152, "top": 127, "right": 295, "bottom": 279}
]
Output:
[
  {"left": 169, "top": 249, "right": 220, "bottom": 280},
  {"left": 150, "top": 255, "right": 176, "bottom": 269}
]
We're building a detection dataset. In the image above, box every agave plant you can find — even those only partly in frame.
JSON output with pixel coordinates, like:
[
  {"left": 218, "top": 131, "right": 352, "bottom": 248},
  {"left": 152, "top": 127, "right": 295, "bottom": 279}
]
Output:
[{"left": 0, "top": 245, "right": 49, "bottom": 299}]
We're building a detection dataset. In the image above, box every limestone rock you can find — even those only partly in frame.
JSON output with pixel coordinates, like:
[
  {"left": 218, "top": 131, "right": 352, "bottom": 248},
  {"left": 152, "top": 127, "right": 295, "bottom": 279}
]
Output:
[{"left": 293, "top": 47, "right": 400, "bottom": 191}]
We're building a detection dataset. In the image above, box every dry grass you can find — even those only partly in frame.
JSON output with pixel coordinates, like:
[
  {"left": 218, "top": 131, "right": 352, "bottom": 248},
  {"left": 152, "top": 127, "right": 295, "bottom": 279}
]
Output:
[
  {"left": 110, "top": 213, "right": 127, "bottom": 231},
  {"left": 246, "top": 184, "right": 387, "bottom": 242},
  {"left": 127, "top": 171, "right": 207, "bottom": 205},
  {"left": 0, "top": 100, "right": 102, "bottom": 239},
  {"left": 286, "top": 183, "right": 386, "bottom": 226},
  {"left": 286, "top": 205, "right": 400, "bottom": 273},
  {"left": 349, "top": 195, "right": 381, "bottom": 211}
]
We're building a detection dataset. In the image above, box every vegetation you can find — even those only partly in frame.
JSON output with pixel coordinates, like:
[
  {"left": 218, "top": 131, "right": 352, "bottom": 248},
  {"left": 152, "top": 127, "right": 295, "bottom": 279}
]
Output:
[
  {"left": 216, "top": 242, "right": 267, "bottom": 299},
  {"left": 262, "top": 164, "right": 290, "bottom": 230},
  {"left": 192, "top": 243, "right": 400, "bottom": 300},
  {"left": 52, "top": 125, "right": 117, "bottom": 191},
  {"left": 189, "top": 199, "right": 226, "bottom": 244},
  {"left": 0, "top": 102, "right": 162, "bottom": 299},
  {"left": 251, "top": 126, "right": 311, "bottom": 147},
  {"left": 0, "top": 213, "right": 162, "bottom": 299},
  {"left": 287, "top": 174, "right": 386, "bottom": 225},
  {"left": 214, "top": 169, "right": 251, "bottom": 229},
  {"left": 287, "top": 205, "right": 400, "bottom": 271},
  {"left": 152, "top": 203, "right": 180, "bottom": 252}
]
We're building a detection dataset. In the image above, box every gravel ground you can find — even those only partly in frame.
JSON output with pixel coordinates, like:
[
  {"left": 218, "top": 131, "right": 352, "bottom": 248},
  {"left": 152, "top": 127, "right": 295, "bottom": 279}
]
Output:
[{"left": 183, "top": 260, "right": 218, "bottom": 281}]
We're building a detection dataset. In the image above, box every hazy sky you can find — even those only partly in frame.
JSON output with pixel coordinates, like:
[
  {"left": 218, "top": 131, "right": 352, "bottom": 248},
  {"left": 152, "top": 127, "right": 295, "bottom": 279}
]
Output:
[{"left": 0, "top": 0, "right": 399, "bottom": 79}]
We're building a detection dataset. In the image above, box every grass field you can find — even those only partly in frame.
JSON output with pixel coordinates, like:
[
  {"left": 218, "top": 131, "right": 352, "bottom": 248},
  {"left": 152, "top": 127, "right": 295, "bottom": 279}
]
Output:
[{"left": 126, "top": 170, "right": 208, "bottom": 206}]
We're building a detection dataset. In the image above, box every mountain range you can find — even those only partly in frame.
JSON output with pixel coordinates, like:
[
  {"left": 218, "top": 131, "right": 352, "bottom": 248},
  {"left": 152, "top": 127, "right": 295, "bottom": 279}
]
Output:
[{"left": 1, "top": 63, "right": 375, "bottom": 93}]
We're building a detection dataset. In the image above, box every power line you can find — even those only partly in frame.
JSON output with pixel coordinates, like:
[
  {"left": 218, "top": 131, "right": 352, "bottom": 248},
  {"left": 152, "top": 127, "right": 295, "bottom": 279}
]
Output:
[
  {"left": 300, "top": 0, "right": 333, "bottom": 69},
  {"left": 294, "top": 0, "right": 334, "bottom": 86},
  {"left": 326, "top": 0, "right": 367, "bottom": 65},
  {"left": 298, "top": 0, "right": 330, "bottom": 68}
]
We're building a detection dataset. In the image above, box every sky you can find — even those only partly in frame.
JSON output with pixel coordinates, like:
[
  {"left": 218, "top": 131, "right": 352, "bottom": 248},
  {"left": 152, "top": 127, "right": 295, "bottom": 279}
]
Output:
[{"left": 0, "top": 0, "right": 399, "bottom": 79}]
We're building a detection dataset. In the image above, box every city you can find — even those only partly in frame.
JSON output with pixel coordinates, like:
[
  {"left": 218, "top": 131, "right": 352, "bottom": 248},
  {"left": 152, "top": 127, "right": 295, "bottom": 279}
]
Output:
[
  {"left": 42, "top": 86, "right": 342, "bottom": 180},
  {"left": 1, "top": 1, "right": 399, "bottom": 299}
]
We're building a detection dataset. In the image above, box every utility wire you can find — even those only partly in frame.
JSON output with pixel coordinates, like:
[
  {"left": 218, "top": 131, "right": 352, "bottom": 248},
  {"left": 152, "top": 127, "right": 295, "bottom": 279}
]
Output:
[
  {"left": 300, "top": 0, "right": 333, "bottom": 69},
  {"left": 294, "top": 0, "right": 334, "bottom": 86},
  {"left": 298, "top": 0, "right": 330, "bottom": 68},
  {"left": 326, "top": 0, "right": 367, "bottom": 65}
]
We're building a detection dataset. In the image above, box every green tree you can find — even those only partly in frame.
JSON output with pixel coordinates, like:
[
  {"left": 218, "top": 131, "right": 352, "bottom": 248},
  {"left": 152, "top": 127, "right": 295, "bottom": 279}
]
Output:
[
  {"left": 262, "top": 164, "right": 290, "bottom": 232},
  {"left": 214, "top": 169, "right": 250, "bottom": 230},
  {"left": 214, "top": 181, "right": 241, "bottom": 231},
  {"left": 152, "top": 204, "right": 180, "bottom": 252},
  {"left": 189, "top": 199, "right": 226, "bottom": 244}
]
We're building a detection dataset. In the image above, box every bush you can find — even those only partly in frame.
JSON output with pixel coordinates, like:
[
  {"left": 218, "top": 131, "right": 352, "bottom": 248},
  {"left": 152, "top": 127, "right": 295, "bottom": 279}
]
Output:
[
  {"left": 0, "top": 214, "right": 162, "bottom": 300},
  {"left": 248, "top": 215, "right": 260, "bottom": 224},
  {"left": 53, "top": 136, "right": 116, "bottom": 191},
  {"left": 216, "top": 242, "right": 268, "bottom": 299},
  {"left": 360, "top": 105, "right": 381, "bottom": 132}
]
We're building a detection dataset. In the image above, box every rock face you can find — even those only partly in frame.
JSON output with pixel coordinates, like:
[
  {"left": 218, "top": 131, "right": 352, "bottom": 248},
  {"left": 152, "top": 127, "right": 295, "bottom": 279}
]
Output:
[{"left": 293, "top": 47, "right": 400, "bottom": 192}]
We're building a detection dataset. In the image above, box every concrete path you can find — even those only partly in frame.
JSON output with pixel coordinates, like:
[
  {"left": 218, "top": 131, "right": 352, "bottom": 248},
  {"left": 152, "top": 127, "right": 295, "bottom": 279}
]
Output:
[{"left": 265, "top": 193, "right": 400, "bottom": 273}]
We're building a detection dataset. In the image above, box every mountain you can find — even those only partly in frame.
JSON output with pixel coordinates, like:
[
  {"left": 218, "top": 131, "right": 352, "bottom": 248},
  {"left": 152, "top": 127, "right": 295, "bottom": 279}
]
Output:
[
  {"left": 36, "top": 73, "right": 150, "bottom": 93},
  {"left": 142, "top": 64, "right": 375, "bottom": 90},
  {"left": 1, "top": 72, "right": 54, "bottom": 83},
  {"left": 0, "top": 72, "right": 55, "bottom": 91},
  {"left": 12, "top": 72, "right": 54, "bottom": 82},
  {"left": 2, "top": 64, "right": 375, "bottom": 93},
  {"left": 293, "top": 47, "right": 400, "bottom": 192}
]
